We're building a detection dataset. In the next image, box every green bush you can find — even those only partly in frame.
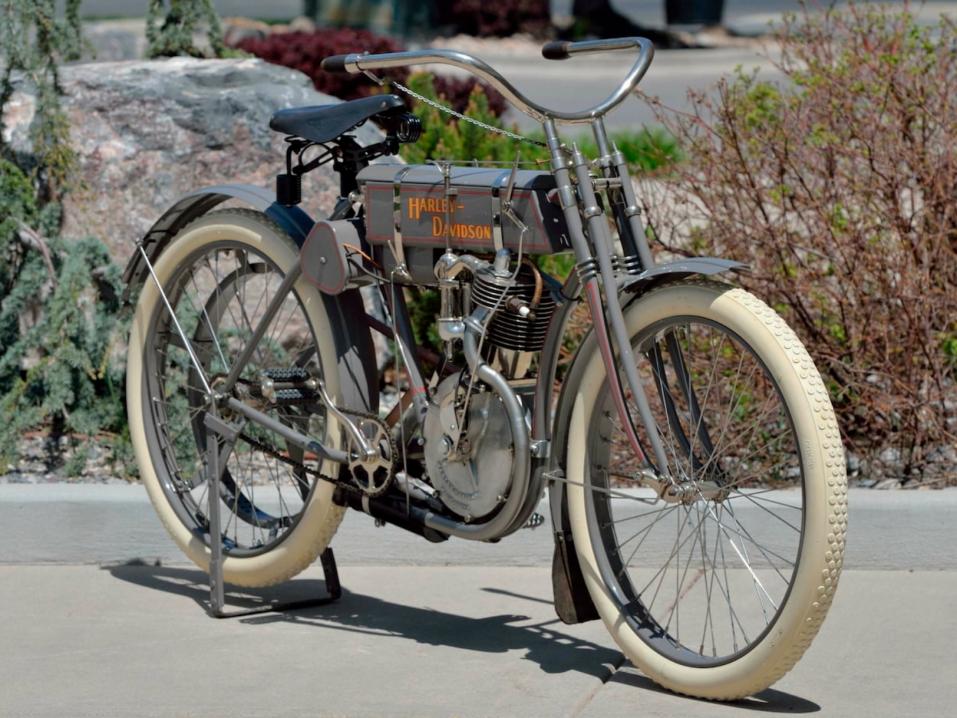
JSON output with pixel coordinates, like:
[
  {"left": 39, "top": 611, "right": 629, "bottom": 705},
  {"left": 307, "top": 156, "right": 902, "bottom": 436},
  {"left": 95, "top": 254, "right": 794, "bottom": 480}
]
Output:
[
  {"left": 1, "top": 4, "right": 129, "bottom": 475},
  {"left": 400, "top": 71, "right": 681, "bottom": 172},
  {"left": 399, "top": 72, "right": 531, "bottom": 166},
  {"left": 0, "top": 162, "right": 127, "bottom": 471},
  {"left": 649, "top": 3, "right": 957, "bottom": 482},
  {"left": 146, "top": 0, "right": 234, "bottom": 58}
]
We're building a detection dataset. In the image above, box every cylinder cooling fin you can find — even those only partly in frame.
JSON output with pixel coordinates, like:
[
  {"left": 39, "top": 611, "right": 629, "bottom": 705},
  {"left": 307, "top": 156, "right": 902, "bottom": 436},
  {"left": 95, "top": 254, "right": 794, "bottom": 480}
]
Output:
[{"left": 471, "top": 263, "right": 556, "bottom": 352}]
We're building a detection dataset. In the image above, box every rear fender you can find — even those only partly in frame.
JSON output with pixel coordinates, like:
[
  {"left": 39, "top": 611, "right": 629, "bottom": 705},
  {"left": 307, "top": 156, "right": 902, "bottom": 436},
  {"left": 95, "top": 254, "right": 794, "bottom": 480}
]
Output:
[{"left": 122, "top": 184, "right": 378, "bottom": 412}]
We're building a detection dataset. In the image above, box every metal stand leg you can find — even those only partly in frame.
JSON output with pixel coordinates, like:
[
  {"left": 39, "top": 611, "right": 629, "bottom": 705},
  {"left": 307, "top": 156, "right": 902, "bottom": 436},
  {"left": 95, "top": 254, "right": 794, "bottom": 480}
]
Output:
[{"left": 203, "top": 412, "right": 342, "bottom": 619}]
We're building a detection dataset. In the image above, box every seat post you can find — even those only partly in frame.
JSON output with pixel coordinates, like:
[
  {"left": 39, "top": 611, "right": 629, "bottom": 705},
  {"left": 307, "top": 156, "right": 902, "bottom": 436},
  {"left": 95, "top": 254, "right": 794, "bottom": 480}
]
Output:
[{"left": 333, "top": 136, "right": 365, "bottom": 198}]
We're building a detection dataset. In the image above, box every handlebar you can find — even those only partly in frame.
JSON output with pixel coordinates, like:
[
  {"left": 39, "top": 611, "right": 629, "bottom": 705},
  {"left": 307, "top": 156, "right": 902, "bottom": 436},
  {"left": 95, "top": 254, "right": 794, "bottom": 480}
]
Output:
[
  {"left": 541, "top": 37, "right": 649, "bottom": 60},
  {"left": 320, "top": 37, "right": 654, "bottom": 124}
]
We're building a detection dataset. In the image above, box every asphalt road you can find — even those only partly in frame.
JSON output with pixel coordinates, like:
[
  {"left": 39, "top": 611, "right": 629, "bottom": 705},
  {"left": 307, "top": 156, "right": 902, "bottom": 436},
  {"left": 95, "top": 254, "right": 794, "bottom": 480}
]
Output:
[
  {"left": 76, "top": 1, "right": 918, "bottom": 28},
  {"left": 72, "top": 2, "right": 955, "bottom": 135},
  {"left": 75, "top": 1, "right": 791, "bottom": 23}
]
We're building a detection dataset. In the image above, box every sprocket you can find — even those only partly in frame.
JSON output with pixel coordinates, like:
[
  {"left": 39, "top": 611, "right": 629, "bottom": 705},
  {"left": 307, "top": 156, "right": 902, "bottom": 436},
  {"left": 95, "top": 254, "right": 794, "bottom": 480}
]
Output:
[{"left": 345, "top": 414, "right": 395, "bottom": 497}]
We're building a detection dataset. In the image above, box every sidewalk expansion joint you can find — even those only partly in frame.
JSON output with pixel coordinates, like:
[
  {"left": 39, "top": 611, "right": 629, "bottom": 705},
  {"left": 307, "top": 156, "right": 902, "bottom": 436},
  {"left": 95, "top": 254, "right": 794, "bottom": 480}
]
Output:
[{"left": 567, "top": 650, "right": 626, "bottom": 718}]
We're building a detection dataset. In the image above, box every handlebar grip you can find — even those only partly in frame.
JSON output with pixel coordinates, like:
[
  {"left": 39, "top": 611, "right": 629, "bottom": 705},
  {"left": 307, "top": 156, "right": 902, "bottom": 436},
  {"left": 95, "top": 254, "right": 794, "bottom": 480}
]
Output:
[
  {"left": 542, "top": 37, "right": 650, "bottom": 60},
  {"left": 541, "top": 41, "right": 570, "bottom": 60},
  {"left": 321, "top": 54, "right": 352, "bottom": 73}
]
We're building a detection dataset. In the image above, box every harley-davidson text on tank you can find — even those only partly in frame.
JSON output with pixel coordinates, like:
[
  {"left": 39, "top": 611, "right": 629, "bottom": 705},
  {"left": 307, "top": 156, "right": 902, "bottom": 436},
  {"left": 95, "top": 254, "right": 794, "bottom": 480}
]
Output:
[{"left": 357, "top": 164, "right": 571, "bottom": 254}]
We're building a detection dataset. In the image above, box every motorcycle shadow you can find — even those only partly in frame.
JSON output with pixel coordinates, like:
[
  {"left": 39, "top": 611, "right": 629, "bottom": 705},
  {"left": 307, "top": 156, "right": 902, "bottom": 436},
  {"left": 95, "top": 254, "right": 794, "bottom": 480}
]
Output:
[{"left": 104, "top": 562, "right": 820, "bottom": 712}]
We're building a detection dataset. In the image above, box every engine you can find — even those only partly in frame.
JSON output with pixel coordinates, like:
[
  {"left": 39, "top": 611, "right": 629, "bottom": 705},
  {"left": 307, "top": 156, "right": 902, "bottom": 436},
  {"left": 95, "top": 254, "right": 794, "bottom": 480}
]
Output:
[
  {"left": 352, "top": 162, "right": 568, "bottom": 521},
  {"left": 419, "top": 250, "right": 556, "bottom": 520},
  {"left": 471, "top": 262, "right": 556, "bottom": 353}
]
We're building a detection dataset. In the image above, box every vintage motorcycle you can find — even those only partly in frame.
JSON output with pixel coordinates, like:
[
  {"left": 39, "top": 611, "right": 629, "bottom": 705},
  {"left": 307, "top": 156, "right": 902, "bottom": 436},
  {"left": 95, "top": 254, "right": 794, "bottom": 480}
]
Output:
[{"left": 124, "top": 38, "right": 847, "bottom": 699}]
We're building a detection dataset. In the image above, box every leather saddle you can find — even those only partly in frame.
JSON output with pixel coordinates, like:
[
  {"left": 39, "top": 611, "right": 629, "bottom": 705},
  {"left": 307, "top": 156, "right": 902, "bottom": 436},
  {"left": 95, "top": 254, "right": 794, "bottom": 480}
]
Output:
[{"left": 270, "top": 94, "right": 406, "bottom": 144}]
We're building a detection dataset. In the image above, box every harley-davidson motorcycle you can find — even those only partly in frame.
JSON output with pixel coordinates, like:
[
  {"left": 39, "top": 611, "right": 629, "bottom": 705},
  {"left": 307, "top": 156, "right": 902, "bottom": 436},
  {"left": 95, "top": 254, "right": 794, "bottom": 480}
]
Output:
[{"left": 124, "top": 38, "right": 847, "bottom": 699}]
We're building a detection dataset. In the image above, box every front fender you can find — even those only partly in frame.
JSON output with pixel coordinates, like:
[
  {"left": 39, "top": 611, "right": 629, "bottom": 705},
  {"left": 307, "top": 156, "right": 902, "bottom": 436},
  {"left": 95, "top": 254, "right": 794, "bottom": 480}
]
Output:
[
  {"left": 621, "top": 256, "right": 746, "bottom": 296},
  {"left": 122, "top": 184, "right": 379, "bottom": 413},
  {"left": 543, "top": 255, "right": 744, "bottom": 623}
]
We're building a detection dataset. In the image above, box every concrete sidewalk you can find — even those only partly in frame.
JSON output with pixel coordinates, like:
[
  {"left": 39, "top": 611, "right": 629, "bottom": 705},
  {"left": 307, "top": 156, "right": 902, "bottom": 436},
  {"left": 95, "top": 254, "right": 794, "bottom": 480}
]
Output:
[
  {"left": 1, "top": 486, "right": 956, "bottom": 716},
  {"left": 2, "top": 485, "right": 955, "bottom": 569},
  {"left": 1, "top": 564, "right": 954, "bottom": 717}
]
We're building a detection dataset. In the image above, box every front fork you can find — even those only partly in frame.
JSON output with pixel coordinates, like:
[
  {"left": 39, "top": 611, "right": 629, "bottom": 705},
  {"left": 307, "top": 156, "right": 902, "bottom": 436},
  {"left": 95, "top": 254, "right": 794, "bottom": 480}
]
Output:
[{"left": 543, "top": 118, "right": 672, "bottom": 475}]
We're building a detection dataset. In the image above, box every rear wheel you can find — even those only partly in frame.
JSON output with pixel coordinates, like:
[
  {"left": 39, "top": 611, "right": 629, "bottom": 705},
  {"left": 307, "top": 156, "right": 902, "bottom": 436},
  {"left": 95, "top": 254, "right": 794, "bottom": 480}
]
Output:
[
  {"left": 565, "top": 281, "right": 847, "bottom": 699},
  {"left": 127, "top": 209, "right": 346, "bottom": 587}
]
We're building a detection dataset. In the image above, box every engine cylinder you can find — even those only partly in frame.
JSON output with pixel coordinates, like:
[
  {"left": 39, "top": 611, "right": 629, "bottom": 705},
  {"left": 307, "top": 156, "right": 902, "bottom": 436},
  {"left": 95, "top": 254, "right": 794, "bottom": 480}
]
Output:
[{"left": 470, "top": 264, "right": 556, "bottom": 352}]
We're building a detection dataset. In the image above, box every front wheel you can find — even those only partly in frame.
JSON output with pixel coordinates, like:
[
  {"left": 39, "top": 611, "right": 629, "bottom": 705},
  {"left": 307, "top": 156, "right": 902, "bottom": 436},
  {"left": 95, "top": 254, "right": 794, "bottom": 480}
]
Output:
[{"left": 565, "top": 281, "right": 847, "bottom": 699}]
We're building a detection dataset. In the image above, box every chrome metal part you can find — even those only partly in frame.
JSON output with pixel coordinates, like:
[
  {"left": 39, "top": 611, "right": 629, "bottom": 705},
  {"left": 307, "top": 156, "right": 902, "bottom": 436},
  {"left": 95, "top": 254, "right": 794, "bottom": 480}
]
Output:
[
  {"left": 570, "top": 143, "right": 671, "bottom": 474},
  {"left": 530, "top": 439, "right": 551, "bottom": 458},
  {"left": 390, "top": 165, "right": 414, "bottom": 282},
  {"left": 471, "top": 263, "right": 556, "bottom": 352},
  {"left": 314, "top": 378, "right": 377, "bottom": 462},
  {"left": 224, "top": 396, "right": 349, "bottom": 465},
  {"left": 338, "top": 38, "right": 654, "bottom": 124},
  {"left": 423, "top": 373, "right": 515, "bottom": 520},
  {"left": 412, "top": 304, "right": 532, "bottom": 541},
  {"left": 347, "top": 416, "right": 394, "bottom": 497}
]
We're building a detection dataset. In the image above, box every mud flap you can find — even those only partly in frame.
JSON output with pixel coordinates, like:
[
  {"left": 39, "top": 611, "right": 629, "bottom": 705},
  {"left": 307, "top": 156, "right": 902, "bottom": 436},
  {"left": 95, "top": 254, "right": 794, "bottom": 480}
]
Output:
[
  {"left": 552, "top": 532, "right": 599, "bottom": 624},
  {"left": 552, "top": 492, "right": 599, "bottom": 626}
]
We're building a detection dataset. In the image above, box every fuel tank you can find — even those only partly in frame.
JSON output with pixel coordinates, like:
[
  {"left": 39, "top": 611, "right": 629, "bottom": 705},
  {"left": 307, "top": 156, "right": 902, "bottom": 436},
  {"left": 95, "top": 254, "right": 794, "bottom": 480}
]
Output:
[{"left": 357, "top": 164, "right": 572, "bottom": 256}]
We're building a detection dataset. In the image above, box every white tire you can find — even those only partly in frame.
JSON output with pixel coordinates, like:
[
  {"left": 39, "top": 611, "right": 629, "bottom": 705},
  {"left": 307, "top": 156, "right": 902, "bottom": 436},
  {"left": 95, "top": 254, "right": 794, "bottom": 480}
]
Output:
[
  {"left": 566, "top": 281, "right": 847, "bottom": 699},
  {"left": 127, "top": 209, "right": 345, "bottom": 587}
]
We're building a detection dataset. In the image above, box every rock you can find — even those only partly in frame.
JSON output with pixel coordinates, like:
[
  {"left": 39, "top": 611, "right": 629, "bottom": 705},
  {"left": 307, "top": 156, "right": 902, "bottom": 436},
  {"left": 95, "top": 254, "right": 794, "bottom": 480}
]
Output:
[
  {"left": 222, "top": 17, "right": 273, "bottom": 46},
  {"left": 0, "top": 433, "right": 133, "bottom": 484},
  {"left": 288, "top": 16, "right": 317, "bottom": 33},
  {"left": 875, "top": 478, "right": 902, "bottom": 490},
  {"left": 845, "top": 450, "right": 861, "bottom": 475},
  {"left": 878, "top": 446, "right": 901, "bottom": 465},
  {"left": 3, "top": 57, "right": 384, "bottom": 263},
  {"left": 926, "top": 445, "right": 957, "bottom": 464}
]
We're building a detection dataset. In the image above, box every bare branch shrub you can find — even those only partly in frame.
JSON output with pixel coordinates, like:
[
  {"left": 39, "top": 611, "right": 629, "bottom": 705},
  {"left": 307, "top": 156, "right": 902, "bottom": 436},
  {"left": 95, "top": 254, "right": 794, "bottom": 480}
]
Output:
[{"left": 644, "top": 3, "right": 957, "bottom": 482}]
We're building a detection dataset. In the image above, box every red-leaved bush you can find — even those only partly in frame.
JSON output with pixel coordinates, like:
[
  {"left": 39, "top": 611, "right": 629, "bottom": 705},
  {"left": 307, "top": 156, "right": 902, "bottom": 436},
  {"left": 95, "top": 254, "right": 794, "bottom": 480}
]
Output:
[
  {"left": 234, "top": 28, "right": 408, "bottom": 101},
  {"left": 437, "top": 0, "right": 551, "bottom": 38},
  {"left": 233, "top": 28, "right": 508, "bottom": 116},
  {"left": 644, "top": 3, "right": 957, "bottom": 483}
]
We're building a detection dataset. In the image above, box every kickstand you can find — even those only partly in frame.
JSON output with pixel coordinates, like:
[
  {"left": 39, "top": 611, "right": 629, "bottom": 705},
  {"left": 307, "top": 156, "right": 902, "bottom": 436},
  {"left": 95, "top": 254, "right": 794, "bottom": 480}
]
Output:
[{"left": 203, "top": 412, "right": 342, "bottom": 619}]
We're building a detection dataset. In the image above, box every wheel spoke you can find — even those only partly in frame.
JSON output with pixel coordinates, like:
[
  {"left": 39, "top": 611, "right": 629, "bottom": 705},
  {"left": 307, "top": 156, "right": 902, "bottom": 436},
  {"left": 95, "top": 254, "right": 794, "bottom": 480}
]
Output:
[
  {"left": 141, "top": 238, "right": 327, "bottom": 557},
  {"left": 584, "top": 310, "right": 806, "bottom": 665}
]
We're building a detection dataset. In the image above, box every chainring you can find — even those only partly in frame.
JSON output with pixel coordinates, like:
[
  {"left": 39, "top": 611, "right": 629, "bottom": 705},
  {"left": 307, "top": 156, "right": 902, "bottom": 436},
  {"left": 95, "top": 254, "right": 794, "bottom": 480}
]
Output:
[{"left": 345, "top": 414, "right": 395, "bottom": 497}]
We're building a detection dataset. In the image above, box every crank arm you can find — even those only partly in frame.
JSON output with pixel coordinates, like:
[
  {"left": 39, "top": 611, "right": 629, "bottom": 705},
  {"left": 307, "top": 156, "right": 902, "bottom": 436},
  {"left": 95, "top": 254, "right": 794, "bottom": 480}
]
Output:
[
  {"left": 313, "top": 378, "right": 377, "bottom": 461},
  {"left": 224, "top": 397, "right": 350, "bottom": 464}
]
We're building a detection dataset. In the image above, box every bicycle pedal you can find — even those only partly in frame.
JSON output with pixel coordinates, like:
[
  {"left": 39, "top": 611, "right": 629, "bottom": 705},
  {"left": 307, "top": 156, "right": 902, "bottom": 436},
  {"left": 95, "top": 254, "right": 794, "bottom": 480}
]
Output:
[
  {"left": 272, "top": 388, "right": 317, "bottom": 404},
  {"left": 522, "top": 512, "right": 545, "bottom": 530},
  {"left": 262, "top": 367, "right": 310, "bottom": 382}
]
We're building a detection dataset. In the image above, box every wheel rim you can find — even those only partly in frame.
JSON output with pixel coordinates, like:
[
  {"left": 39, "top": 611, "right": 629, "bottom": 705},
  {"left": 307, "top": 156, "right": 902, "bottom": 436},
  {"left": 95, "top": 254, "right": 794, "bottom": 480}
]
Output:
[
  {"left": 141, "top": 240, "right": 331, "bottom": 557},
  {"left": 584, "top": 316, "right": 806, "bottom": 667}
]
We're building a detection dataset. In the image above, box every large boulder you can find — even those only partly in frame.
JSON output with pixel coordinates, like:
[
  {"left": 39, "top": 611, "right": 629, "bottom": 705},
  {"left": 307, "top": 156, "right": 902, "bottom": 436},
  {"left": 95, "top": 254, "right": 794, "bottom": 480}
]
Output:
[{"left": 2, "top": 57, "right": 382, "bottom": 262}]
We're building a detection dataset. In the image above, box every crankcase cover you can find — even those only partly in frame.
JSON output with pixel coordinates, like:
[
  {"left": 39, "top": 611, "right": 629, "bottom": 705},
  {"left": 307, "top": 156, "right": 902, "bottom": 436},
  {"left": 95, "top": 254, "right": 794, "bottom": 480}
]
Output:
[{"left": 423, "top": 376, "right": 514, "bottom": 520}]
